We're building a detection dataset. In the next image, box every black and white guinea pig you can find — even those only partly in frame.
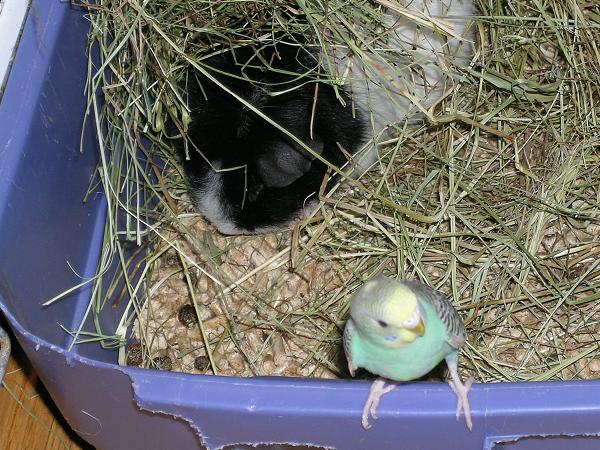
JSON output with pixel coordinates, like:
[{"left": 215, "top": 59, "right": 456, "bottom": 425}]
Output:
[
  {"left": 178, "top": 0, "right": 475, "bottom": 235},
  {"left": 180, "top": 44, "right": 371, "bottom": 235}
]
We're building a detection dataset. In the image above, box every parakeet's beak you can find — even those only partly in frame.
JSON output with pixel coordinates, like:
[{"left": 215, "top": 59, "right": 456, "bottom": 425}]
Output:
[{"left": 412, "top": 318, "right": 426, "bottom": 336}]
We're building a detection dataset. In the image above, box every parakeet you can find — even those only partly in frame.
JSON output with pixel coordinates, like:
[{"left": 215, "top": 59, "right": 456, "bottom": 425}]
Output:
[{"left": 343, "top": 276, "right": 474, "bottom": 430}]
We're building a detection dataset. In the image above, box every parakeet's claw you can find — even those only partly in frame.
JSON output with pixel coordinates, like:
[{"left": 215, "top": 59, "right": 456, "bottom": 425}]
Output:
[
  {"left": 449, "top": 376, "right": 475, "bottom": 423},
  {"left": 448, "top": 372, "right": 475, "bottom": 431},
  {"left": 362, "top": 378, "right": 397, "bottom": 429}
]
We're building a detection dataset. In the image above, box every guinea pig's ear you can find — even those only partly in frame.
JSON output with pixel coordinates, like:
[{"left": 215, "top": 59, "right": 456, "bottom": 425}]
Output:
[{"left": 256, "top": 136, "right": 324, "bottom": 188}]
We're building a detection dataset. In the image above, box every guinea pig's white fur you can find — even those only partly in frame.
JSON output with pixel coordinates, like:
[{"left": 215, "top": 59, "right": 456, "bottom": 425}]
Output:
[{"left": 336, "top": 0, "right": 476, "bottom": 172}]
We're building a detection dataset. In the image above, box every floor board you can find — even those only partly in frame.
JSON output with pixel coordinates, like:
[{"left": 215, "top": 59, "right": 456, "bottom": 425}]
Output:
[{"left": 0, "top": 328, "right": 93, "bottom": 450}]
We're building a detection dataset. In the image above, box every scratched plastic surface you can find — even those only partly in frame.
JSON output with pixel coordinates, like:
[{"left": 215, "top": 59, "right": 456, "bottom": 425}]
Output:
[{"left": 1, "top": 2, "right": 600, "bottom": 449}]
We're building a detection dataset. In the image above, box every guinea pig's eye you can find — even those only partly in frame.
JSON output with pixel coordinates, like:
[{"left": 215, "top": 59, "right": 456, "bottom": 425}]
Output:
[
  {"left": 377, "top": 320, "right": 389, "bottom": 328},
  {"left": 403, "top": 311, "right": 420, "bottom": 328}
]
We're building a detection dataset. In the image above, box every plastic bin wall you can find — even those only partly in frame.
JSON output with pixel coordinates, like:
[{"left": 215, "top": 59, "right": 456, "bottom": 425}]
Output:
[{"left": 1, "top": 2, "right": 600, "bottom": 449}]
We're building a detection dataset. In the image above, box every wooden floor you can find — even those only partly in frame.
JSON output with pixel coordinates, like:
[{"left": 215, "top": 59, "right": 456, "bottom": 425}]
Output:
[{"left": 0, "top": 327, "right": 93, "bottom": 450}]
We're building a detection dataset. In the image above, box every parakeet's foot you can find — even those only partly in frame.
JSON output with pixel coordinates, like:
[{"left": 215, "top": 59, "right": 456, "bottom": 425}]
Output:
[
  {"left": 362, "top": 378, "right": 397, "bottom": 430},
  {"left": 448, "top": 375, "right": 475, "bottom": 431},
  {"left": 445, "top": 351, "right": 475, "bottom": 431}
]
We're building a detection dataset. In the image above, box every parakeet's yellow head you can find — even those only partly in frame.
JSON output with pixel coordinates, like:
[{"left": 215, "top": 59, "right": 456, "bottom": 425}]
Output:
[{"left": 350, "top": 277, "right": 426, "bottom": 348}]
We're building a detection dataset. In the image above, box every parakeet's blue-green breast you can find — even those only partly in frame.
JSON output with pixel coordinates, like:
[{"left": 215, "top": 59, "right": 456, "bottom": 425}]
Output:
[{"left": 343, "top": 277, "right": 466, "bottom": 381}]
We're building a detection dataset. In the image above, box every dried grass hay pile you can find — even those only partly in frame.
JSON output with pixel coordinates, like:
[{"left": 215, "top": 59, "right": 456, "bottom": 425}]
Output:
[{"left": 66, "top": 0, "right": 600, "bottom": 383}]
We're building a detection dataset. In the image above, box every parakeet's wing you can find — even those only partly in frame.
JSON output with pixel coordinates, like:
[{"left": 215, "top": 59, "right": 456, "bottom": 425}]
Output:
[
  {"left": 343, "top": 317, "right": 358, "bottom": 376},
  {"left": 402, "top": 280, "right": 466, "bottom": 349}
]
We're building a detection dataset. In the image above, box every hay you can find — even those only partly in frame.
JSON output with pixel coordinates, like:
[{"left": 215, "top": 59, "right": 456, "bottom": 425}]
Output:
[
  {"left": 132, "top": 216, "right": 351, "bottom": 377},
  {"left": 57, "top": 0, "right": 600, "bottom": 383}
]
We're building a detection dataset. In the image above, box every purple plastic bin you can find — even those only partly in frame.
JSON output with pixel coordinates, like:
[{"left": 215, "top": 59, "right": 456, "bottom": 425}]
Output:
[{"left": 1, "top": 2, "right": 600, "bottom": 449}]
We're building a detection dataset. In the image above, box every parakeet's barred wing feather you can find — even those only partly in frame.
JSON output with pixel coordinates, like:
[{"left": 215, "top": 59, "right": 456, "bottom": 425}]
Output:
[
  {"left": 343, "top": 317, "right": 358, "bottom": 376},
  {"left": 344, "top": 317, "right": 355, "bottom": 359},
  {"left": 343, "top": 318, "right": 353, "bottom": 357},
  {"left": 402, "top": 280, "right": 466, "bottom": 349}
]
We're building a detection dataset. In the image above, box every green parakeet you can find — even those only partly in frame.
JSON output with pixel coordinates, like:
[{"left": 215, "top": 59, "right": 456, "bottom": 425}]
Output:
[{"left": 343, "top": 276, "right": 474, "bottom": 430}]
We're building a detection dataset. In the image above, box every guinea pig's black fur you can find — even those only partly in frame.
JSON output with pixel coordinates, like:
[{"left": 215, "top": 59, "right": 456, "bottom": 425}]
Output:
[{"left": 177, "top": 43, "right": 369, "bottom": 234}]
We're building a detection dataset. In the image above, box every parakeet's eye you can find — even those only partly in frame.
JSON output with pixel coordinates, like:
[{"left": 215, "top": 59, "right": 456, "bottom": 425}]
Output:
[{"left": 377, "top": 320, "right": 389, "bottom": 328}]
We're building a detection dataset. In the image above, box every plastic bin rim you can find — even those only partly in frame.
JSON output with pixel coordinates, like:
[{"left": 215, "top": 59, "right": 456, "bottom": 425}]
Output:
[{"left": 3, "top": 302, "right": 600, "bottom": 392}]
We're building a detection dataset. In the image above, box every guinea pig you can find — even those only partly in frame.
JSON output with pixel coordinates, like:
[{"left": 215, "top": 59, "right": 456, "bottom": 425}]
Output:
[
  {"left": 177, "top": 0, "right": 475, "bottom": 234},
  {"left": 180, "top": 43, "right": 371, "bottom": 234}
]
